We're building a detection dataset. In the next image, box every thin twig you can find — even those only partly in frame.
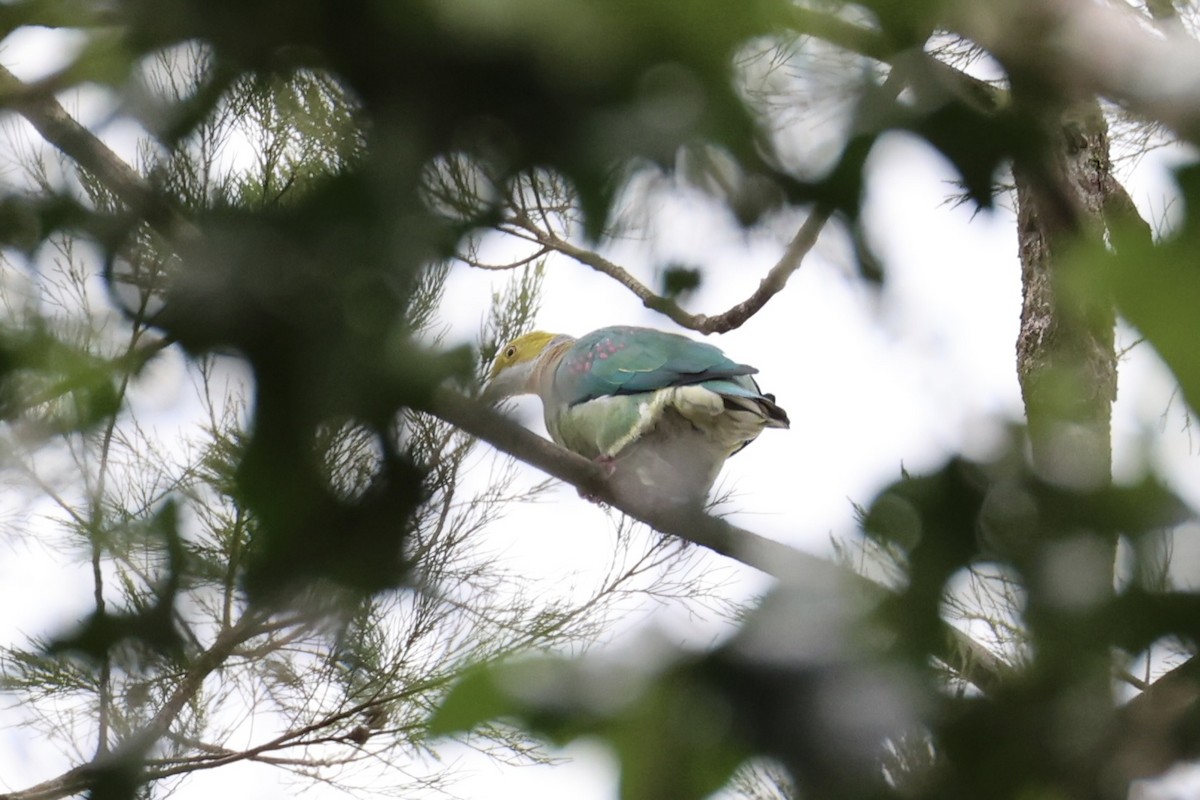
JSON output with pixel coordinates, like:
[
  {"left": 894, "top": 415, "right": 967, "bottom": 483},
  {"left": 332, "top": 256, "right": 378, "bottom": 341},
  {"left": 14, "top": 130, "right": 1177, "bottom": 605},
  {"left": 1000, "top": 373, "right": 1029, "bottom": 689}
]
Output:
[
  {"left": 504, "top": 206, "right": 831, "bottom": 334},
  {"left": 2, "top": 612, "right": 269, "bottom": 800}
]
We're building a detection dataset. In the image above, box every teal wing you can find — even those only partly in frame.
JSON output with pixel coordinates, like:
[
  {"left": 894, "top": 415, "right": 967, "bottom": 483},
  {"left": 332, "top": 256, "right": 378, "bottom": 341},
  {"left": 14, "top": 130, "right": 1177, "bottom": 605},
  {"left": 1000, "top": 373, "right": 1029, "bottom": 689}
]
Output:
[{"left": 553, "top": 326, "right": 757, "bottom": 405}]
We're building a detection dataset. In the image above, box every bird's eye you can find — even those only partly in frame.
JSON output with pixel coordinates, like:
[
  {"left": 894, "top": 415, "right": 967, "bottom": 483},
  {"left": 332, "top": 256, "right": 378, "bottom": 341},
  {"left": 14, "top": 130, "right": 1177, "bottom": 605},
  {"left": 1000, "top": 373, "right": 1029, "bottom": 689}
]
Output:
[{"left": 505, "top": 346, "right": 516, "bottom": 358}]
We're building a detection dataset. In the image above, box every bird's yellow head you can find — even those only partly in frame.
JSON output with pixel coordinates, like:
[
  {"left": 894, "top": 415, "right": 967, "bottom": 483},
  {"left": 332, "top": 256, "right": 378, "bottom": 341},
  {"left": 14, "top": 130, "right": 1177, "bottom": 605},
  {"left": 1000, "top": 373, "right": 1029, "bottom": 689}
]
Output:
[
  {"left": 486, "top": 331, "right": 559, "bottom": 382},
  {"left": 481, "top": 331, "right": 564, "bottom": 403}
]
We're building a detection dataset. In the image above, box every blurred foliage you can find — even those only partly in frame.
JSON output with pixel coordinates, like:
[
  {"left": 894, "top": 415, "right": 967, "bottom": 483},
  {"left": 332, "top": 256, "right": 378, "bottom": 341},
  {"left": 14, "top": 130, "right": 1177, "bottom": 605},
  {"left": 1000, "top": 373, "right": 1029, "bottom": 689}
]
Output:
[
  {"left": 436, "top": 434, "right": 1197, "bottom": 799},
  {"left": 660, "top": 264, "right": 703, "bottom": 301},
  {"left": 1074, "top": 161, "right": 1200, "bottom": 415},
  {"left": 1, "top": 0, "right": 1200, "bottom": 799},
  {"left": 48, "top": 501, "right": 188, "bottom": 663}
]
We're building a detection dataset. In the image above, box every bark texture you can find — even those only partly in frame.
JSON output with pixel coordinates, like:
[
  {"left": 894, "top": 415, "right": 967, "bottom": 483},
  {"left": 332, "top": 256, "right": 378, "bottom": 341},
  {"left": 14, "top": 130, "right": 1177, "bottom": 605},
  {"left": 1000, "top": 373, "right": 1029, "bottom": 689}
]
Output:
[{"left": 1013, "top": 100, "right": 1118, "bottom": 489}]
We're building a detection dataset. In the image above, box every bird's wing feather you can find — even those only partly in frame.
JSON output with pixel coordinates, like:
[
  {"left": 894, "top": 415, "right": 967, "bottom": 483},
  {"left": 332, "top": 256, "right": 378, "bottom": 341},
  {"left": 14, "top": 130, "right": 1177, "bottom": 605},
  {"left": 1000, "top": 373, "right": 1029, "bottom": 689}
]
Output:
[{"left": 553, "top": 325, "right": 757, "bottom": 405}]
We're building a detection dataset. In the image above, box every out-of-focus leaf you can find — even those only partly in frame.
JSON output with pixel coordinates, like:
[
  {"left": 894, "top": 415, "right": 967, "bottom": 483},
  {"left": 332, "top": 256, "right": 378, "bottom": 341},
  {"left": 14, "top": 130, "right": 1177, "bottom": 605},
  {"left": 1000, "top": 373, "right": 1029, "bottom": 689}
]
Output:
[
  {"left": 0, "top": 323, "right": 123, "bottom": 434},
  {"left": 431, "top": 652, "right": 748, "bottom": 799},
  {"left": 49, "top": 502, "right": 187, "bottom": 662},
  {"left": 909, "top": 99, "right": 1022, "bottom": 210},
  {"left": 1032, "top": 476, "right": 1193, "bottom": 537},
  {"left": 54, "top": 28, "right": 140, "bottom": 89},
  {"left": 848, "top": 216, "right": 886, "bottom": 284},
  {"left": 865, "top": 457, "right": 989, "bottom": 660},
  {"left": 238, "top": 445, "right": 426, "bottom": 600},
  {"left": 409, "top": 437, "right": 1158, "bottom": 800},
  {"left": 0, "top": 0, "right": 113, "bottom": 30},
  {"left": 1076, "top": 162, "right": 1200, "bottom": 414},
  {"left": 104, "top": 0, "right": 786, "bottom": 238},
  {"left": 609, "top": 669, "right": 748, "bottom": 800},
  {"left": 432, "top": 575, "right": 916, "bottom": 800},
  {"left": 427, "top": 663, "right": 522, "bottom": 737},
  {"left": 150, "top": 169, "right": 461, "bottom": 598},
  {"left": 812, "top": 133, "right": 876, "bottom": 218},
  {"left": 1108, "top": 589, "right": 1200, "bottom": 653},
  {"left": 660, "top": 264, "right": 702, "bottom": 300},
  {"left": 84, "top": 755, "right": 145, "bottom": 800}
]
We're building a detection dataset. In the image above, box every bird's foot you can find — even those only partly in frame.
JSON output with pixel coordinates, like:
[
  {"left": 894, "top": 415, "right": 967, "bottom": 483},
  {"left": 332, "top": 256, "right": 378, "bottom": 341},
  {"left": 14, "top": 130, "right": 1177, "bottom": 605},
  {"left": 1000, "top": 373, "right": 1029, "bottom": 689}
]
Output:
[{"left": 576, "top": 455, "right": 616, "bottom": 504}]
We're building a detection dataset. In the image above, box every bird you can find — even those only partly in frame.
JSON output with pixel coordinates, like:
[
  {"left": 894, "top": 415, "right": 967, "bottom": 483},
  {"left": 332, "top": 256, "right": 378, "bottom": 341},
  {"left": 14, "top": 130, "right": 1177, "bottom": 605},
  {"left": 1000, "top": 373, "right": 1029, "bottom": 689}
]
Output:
[{"left": 481, "top": 325, "right": 789, "bottom": 507}]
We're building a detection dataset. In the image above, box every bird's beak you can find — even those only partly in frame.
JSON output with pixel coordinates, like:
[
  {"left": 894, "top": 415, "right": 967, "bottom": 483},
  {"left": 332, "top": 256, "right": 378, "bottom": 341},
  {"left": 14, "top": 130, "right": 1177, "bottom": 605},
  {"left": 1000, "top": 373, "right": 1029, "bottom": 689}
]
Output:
[
  {"left": 479, "top": 378, "right": 506, "bottom": 405},
  {"left": 479, "top": 359, "right": 535, "bottom": 405},
  {"left": 480, "top": 366, "right": 517, "bottom": 405}
]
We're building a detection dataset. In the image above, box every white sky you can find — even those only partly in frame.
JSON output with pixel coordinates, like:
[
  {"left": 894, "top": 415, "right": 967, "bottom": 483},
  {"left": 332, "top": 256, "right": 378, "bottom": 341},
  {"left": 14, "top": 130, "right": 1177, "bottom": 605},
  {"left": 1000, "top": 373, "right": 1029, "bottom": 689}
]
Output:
[{"left": 1, "top": 22, "right": 1199, "bottom": 800}]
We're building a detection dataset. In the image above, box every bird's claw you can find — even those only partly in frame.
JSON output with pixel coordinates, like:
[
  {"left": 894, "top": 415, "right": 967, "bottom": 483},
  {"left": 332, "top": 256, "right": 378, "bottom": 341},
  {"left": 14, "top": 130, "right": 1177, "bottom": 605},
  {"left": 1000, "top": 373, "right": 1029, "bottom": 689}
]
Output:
[{"left": 576, "top": 455, "right": 616, "bottom": 504}]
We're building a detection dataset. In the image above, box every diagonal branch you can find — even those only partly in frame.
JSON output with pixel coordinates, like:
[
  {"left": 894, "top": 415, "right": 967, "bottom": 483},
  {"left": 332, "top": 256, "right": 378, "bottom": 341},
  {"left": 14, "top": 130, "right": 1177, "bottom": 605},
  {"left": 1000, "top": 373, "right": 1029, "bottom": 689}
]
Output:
[
  {"left": 427, "top": 388, "right": 1012, "bottom": 695},
  {"left": 0, "top": 64, "right": 197, "bottom": 242},
  {"left": 505, "top": 205, "right": 831, "bottom": 334}
]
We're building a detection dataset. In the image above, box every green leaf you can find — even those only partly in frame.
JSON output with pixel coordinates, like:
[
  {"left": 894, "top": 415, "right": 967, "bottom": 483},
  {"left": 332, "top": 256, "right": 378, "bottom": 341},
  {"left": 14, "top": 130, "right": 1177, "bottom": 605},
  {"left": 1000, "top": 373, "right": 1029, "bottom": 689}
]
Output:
[
  {"left": 0, "top": 323, "right": 124, "bottom": 434},
  {"left": 865, "top": 457, "right": 989, "bottom": 660},
  {"left": 1083, "top": 162, "right": 1200, "bottom": 414},
  {"left": 431, "top": 654, "right": 748, "bottom": 799},
  {"left": 660, "top": 265, "right": 702, "bottom": 300},
  {"left": 49, "top": 502, "right": 187, "bottom": 663},
  {"left": 609, "top": 671, "right": 747, "bottom": 800},
  {"left": 428, "top": 664, "right": 519, "bottom": 737}
]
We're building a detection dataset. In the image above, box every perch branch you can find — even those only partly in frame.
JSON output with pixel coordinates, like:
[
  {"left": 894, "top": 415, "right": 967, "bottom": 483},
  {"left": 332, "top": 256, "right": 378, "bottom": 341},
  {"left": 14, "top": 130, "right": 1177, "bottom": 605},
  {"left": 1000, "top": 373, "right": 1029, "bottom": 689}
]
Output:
[{"left": 428, "top": 388, "right": 1012, "bottom": 695}]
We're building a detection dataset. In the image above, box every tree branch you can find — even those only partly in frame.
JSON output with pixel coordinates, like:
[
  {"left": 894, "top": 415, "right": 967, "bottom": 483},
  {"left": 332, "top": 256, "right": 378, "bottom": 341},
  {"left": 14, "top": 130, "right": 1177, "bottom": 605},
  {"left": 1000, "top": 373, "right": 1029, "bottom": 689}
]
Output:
[
  {"left": 505, "top": 206, "right": 831, "bottom": 334},
  {"left": 427, "top": 388, "right": 1011, "bottom": 694},
  {"left": 785, "top": 6, "right": 894, "bottom": 62},
  {"left": 1111, "top": 654, "right": 1200, "bottom": 782},
  {"left": 0, "top": 64, "right": 196, "bottom": 242},
  {"left": 948, "top": 0, "right": 1200, "bottom": 143},
  {"left": 1, "top": 613, "right": 267, "bottom": 800}
]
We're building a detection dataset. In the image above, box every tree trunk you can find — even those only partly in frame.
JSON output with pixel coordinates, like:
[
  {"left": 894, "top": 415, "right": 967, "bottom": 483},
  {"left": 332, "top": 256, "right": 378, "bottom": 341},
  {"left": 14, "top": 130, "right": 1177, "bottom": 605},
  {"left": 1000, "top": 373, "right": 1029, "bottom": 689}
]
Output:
[
  {"left": 1013, "top": 100, "right": 1118, "bottom": 491},
  {"left": 1011, "top": 98, "right": 1153, "bottom": 800}
]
